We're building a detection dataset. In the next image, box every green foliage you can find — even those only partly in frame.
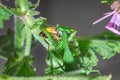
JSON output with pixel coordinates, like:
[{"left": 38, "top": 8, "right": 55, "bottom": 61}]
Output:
[
  {"left": 0, "top": 30, "right": 14, "bottom": 59},
  {"left": 0, "top": 74, "right": 12, "bottom": 80},
  {"left": 101, "top": 0, "right": 114, "bottom": 4},
  {"left": 92, "top": 31, "right": 120, "bottom": 57},
  {"left": 46, "top": 31, "right": 120, "bottom": 75},
  {"left": 16, "top": 0, "right": 29, "bottom": 15},
  {"left": 4, "top": 56, "right": 36, "bottom": 77},
  {"left": 0, "top": 75, "right": 112, "bottom": 80},
  {"left": 0, "top": 29, "right": 36, "bottom": 76},
  {"left": 0, "top": 5, "right": 11, "bottom": 28},
  {"left": 0, "top": 0, "right": 120, "bottom": 78},
  {"left": 0, "top": 0, "right": 50, "bottom": 77},
  {"left": 11, "top": 75, "right": 112, "bottom": 80},
  {"left": 73, "top": 31, "right": 120, "bottom": 74}
]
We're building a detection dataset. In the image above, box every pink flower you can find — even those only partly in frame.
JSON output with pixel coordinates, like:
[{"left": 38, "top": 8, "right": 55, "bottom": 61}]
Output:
[{"left": 93, "top": 11, "right": 120, "bottom": 35}]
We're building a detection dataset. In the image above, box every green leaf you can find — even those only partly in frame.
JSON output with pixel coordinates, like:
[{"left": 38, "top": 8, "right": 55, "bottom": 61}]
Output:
[
  {"left": 0, "top": 74, "right": 12, "bottom": 80},
  {"left": 0, "top": 29, "right": 14, "bottom": 59},
  {"left": 28, "top": 0, "right": 40, "bottom": 10},
  {"left": 9, "top": 8, "right": 19, "bottom": 16},
  {"left": 76, "top": 39, "right": 98, "bottom": 74},
  {"left": 3, "top": 56, "right": 36, "bottom": 77},
  {"left": 10, "top": 75, "right": 111, "bottom": 80},
  {"left": 91, "top": 31, "right": 120, "bottom": 59},
  {"left": 90, "top": 40, "right": 117, "bottom": 59},
  {"left": 77, "top": 31, "right": 120, "bottom": 59},
  {"left": 73, "top": 31, "right": 120, "bottom": 74},
  {"left": 101, "top": 0, "right": 114, "bottom": 4},
  {"left": 0, "top": 6, "right": 11, "bottom": 28},
  {"left": 16, "top": 0, "right": 29, "bottom": 15}
]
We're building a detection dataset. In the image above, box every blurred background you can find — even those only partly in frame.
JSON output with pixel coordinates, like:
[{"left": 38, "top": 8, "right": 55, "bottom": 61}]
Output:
[{"left": 0, "top": 0, "right": 120, "bottom": 80}]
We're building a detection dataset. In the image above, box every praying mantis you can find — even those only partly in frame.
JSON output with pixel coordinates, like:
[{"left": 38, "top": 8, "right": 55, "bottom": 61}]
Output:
[{"left": 39, "top": 25, "right": 77, "bottom": 74}]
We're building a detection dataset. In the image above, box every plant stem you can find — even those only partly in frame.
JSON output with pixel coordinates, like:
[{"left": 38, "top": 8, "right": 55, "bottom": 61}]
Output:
[
  {"left": 24, "top": 27, "right": 32, "bottom": 56},
  {"left": 23, "top": 15, "right": 34, "bottom": 27},
  {"left": 14, "top": 17, "right": 24, "bottom": 60},
  {"left": 16, "top": 0, "right": 48, "bottom": 57}
]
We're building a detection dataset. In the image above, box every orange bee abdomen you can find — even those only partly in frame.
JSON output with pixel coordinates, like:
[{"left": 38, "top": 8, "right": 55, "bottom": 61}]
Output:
[
  {"left": 46, "top": 27, "right": 61, "bottom": 42},
  {"left": 46, "top": 27, "right": 57, "bottom": 34}
]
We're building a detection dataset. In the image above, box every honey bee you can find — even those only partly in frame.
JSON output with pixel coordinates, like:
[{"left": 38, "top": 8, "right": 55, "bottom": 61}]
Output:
[{"left": 39, "top": 27, "right": 61, "bottom": 42}]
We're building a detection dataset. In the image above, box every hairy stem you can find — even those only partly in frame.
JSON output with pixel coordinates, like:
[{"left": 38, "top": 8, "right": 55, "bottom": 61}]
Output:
[
  {"left": 16, "top": 0, "right": 48, "bottom": 56},
  {"left": 14, "top": 17, "right": 24, "bottom": 60},
  {"left": 24, "top": 27, "right": 32, "bottom": 56}
]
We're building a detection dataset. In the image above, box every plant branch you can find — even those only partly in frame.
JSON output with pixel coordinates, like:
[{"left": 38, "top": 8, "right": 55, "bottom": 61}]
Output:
[{"left": 24, "top": 27, "right": 32, "bottom": 56}]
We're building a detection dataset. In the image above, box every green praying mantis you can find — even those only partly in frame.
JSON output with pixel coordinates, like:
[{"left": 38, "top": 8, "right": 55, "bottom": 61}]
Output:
[{"left": 39, "top": 25, "right": 77, "bottom": 74}]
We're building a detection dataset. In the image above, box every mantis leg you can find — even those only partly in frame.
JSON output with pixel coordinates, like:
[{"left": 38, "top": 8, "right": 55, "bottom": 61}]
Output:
[
  {"left": 62, "top": 31, "right": 74, "bottom": 63},
  {"left": 48, "top": 48, "right": 65, "bottom": 74},
  {"left": 68, "top": 29, "right": 76, "bottom": 41}
]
